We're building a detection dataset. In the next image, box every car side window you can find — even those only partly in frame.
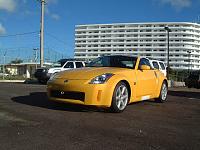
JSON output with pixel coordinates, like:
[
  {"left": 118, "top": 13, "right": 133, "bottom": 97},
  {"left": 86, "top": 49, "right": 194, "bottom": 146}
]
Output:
[
  {"left": 139, "top": 58, "right": 151, "bottom": 68},
  {"left": 159, "top": 62, "right": 165, "bottom": 70},
  {"left": 75, "top": 62, "right": 84, "bottom": 68},
  {"left": 64, "top": 62, "right": 74, "bottom": 68},
  {"left": 152, "top": 61, "right": 159, "bottom": 69}
]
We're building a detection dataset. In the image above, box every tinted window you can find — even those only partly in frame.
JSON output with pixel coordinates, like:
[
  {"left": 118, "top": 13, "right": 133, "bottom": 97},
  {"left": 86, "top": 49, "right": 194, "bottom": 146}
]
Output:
[
  {"left": 64, "top": 62, "right": 74, "bottom": 68},
  {"left": 159, "top": 62, "right": 165, "bottom": 70},
  {"left": 152, "top": 61, "right": 159, "bottom": 69},
  {"left": 139, "top": 58, "right": 151, "bottom": 68},
  {"left": 76, "top": 62, "right": 84, "bottom": 68},
  {"left": 87, "top": 56, "right": 137, "bottom": 69}
]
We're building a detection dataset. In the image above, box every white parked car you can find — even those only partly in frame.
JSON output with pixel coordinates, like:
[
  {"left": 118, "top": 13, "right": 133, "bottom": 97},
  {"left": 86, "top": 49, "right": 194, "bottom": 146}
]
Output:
[
  {"left": 34, "top": 59, "right": 85, "bottom": 84},
  {"left": 149, "top": 59, "right": 167, "bottom": 77},
  {"left": 47, "top": 59, "right": 85, "bottom": 77}
]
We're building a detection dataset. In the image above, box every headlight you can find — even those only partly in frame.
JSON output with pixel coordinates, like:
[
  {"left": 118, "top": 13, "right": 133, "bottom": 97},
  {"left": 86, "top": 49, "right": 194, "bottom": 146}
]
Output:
[
  {"left": 43, "top": 68, "right": 49, "bottom": 72},
  {"left": 89, "top": 73, "right": 114, "bottom": 84},
  {"left": 49, "top": 73, "right": 58, "bottom": 81}
]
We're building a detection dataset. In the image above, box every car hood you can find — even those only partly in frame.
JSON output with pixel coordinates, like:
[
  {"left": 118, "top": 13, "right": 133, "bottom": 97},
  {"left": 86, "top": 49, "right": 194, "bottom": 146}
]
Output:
[
  {"left": 55, "top": 67, "right": 131, "bottom": 80},
  {"left": 48, "top": 67, "right": 62, "bottom": 73}
]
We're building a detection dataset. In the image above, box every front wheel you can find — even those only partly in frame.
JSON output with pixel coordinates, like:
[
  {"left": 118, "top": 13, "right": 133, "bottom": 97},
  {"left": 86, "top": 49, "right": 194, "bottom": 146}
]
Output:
[
  {"left": 155, "top": 81, "right": 168, "bottom": 103},
  {"left": 110, "top": 82, "right": 129, "bottom": 113},
  {"left": 38, "top": 79, "right": 47, "bottom": 84}
]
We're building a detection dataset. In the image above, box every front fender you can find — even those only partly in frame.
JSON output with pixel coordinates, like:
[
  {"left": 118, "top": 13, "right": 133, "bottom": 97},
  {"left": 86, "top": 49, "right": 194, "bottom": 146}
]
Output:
[{"left": 102, "top": 74, "right": 131, "bottom": 106}]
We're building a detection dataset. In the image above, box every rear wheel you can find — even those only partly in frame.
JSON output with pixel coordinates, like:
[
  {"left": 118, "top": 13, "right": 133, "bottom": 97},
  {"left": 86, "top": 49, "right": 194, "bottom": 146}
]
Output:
[
  {"left": 110, "top": 82, "right": 129, "bottom": 113},
  {"left": 155, "top": 81, "right": 168, "bottom": 103}
]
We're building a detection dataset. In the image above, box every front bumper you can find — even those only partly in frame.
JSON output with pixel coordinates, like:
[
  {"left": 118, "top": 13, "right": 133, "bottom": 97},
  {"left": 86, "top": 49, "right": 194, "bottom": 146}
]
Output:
[
  {"left": 34, "top": 72, "right": 49, "bottom": 80},
  {"left": 47, "top": 79, "right": 115, "bottom": 107}
]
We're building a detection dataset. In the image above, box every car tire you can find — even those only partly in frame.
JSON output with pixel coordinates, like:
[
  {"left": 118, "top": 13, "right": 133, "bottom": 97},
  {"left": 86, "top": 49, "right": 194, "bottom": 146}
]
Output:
[
  {"left": 38, "top": 79, "right": 47, "bottom": 84},
  {"left": 197, "top": 83, "right": 200, "bottom": 89},
  {"left": 155, "top": 81, "right": 168, "bottom": 103},
  {"left": 188, "top": 84, "right": 192, "bottom": 88},
  {"left": 110, "top": 82, "right": 129, "bottom": 113}
]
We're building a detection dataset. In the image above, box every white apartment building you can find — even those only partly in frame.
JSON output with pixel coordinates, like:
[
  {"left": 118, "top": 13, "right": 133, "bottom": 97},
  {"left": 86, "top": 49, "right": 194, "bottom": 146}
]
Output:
[{"left": 74, "top": 22, "right": 200, "bottom": 70}]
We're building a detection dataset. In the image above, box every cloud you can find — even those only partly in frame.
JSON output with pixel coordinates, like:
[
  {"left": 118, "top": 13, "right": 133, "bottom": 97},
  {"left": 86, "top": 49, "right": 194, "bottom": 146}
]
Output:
[
  {"left": 24, "top": 10, "right": 35, "bottom": 16},
  {"left": 0, "top": 0, "right": 17, "bottom": 12},
  {"left": 23, "top": 0, "right": 27, "bottom": 4},
  {"left": 159, "top": 0, "right": 191, "bottom": 10},
  {"left": 0, "top": 23, "right": 6, "bottom": 35},
  {"left": 45, "top": 7, "right": 50, "bottom": 15},
  {"left": 51, "top": 14, "right": 60, "bottom": 20},
  {"left": 17, "top": 0, "right": 60, "bottom": 20},
  {"left": 46, "top": 0, "right": 58, "bottom": 4},
  {"left": 45, "top": 3, "right": 60, "bottom": 20}
]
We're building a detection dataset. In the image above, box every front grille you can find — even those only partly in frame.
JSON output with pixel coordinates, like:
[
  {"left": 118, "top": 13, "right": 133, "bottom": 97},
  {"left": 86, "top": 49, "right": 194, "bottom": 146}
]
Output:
[{"left": 50, "top": 90, "right": 85, "bottom": 101}]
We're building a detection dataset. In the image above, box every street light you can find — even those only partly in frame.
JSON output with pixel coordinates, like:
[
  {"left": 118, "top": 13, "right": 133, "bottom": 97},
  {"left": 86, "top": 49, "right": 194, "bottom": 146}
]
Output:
[
  {"left": 164, "top": 26, "right": 171, "bottom": 79},
  {"left": 187, "top": 50, "right": 191, "bottom": 76}
]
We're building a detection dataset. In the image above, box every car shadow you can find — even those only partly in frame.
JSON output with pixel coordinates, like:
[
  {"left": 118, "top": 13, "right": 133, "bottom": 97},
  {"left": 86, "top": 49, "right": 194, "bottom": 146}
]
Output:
[
  {"left": 11, "top": 92, "right": 108, "bottom": 113},
  {"left": 12, "top": 90, "right": 193, "bottom": 113},
  {"left": 168, "top": 90, "right": 200, "bottom": 99}
]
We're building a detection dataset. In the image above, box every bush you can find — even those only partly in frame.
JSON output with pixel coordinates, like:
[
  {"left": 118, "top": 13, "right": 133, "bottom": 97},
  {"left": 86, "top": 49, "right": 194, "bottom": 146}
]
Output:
[{"left": 0, "top": 75, "right": 26, "bottom": 80}]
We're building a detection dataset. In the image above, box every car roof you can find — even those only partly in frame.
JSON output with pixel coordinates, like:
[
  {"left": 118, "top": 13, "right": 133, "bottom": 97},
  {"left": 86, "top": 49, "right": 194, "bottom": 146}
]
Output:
[
  {"left": 58, "top": 59, "right": 85, "bottom": 63},
  {"left": 102, "top": 55, "right": 138, "bottom": 59},
  {"left": 146, "top": 58, "right": 165, "bottom": 64}
]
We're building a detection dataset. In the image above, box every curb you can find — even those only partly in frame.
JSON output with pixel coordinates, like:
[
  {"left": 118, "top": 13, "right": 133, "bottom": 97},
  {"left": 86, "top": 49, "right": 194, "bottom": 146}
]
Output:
[{"left": 0, "top": 80, "right": 25, "bottom": 83}]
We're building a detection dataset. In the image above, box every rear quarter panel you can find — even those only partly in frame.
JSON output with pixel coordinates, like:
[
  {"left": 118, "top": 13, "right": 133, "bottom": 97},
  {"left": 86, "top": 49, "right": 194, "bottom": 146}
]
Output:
[{"left": 154, "top": 70, "right": 167, "bottom": 98}]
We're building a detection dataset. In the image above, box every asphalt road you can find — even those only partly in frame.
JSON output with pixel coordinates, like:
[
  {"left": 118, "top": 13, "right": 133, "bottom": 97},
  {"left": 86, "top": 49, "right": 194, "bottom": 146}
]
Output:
[{"left": 0, "top": 83, "right": 200, "bottom": 150}]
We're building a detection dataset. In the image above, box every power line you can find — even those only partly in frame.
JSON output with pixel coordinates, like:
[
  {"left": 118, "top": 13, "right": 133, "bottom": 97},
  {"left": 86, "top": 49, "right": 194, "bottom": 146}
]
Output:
[
  {"left": 0, "top": 31, "right": 39, "bottom": 38},
  {"left": 45, "top": 32, "right": 68, "bottom": 46},
  {"left": 0, "top": 46, "right": 37, "bottom": 50},
  {"left": 45, "top": 32, "right": 74, "bottom": 52}
]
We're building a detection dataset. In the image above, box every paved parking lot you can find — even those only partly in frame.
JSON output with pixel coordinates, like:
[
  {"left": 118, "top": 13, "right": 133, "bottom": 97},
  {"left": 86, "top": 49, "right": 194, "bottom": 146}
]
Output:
[{"left": 0, "top": 83, "right": 200, "bottom": 150}]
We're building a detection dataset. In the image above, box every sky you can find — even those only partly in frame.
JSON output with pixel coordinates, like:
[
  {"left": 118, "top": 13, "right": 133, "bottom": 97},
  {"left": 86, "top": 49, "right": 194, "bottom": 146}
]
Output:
[{"left": 0, "top": 0, "right": 200, "bottom": 61}]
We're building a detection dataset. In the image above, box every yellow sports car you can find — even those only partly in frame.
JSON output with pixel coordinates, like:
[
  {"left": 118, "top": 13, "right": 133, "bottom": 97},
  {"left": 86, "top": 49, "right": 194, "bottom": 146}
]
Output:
[{"left": 47, "top": 55, "right": 168, "bottom": 112}]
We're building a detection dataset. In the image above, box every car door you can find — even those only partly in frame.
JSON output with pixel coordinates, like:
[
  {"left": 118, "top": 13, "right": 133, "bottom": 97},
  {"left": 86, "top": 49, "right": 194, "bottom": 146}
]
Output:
[{"left": 136, "top": 58, "right": 157, "bottom": 99}]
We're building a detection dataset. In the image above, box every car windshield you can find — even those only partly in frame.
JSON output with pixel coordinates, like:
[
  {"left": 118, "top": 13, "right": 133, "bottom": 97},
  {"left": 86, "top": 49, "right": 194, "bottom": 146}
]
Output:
[
  {"left": 52, "top": 61, "right": 66, "bottom": 67},
  {"left": 87, "top": 56, "right": 137, "bottom": 69}
]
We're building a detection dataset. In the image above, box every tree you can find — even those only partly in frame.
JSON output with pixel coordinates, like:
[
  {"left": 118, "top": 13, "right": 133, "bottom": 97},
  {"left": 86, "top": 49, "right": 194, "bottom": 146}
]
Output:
[{"left": 10, "top": 59, "right": 23, "bottom": 64}]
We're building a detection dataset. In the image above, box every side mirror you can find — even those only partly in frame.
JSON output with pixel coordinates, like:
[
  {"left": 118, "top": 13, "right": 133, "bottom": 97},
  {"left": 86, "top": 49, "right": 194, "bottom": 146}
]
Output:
[{"left": 140, "top": 65, "right": 151, "bottom": 70}]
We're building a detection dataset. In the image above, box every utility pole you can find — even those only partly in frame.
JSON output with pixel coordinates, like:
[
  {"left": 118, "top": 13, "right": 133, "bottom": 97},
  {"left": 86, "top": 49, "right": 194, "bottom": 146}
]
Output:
[{"left": 40, "top": 0, "right": 45, "bottom": 67}]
